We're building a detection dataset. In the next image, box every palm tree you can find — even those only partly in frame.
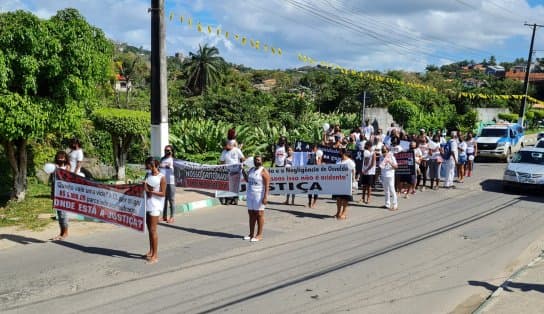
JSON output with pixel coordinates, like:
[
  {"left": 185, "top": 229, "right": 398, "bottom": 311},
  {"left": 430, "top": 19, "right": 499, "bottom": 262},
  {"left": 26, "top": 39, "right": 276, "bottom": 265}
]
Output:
[{"left": 184, "top": 44, "right": 225, "bottom": 95}]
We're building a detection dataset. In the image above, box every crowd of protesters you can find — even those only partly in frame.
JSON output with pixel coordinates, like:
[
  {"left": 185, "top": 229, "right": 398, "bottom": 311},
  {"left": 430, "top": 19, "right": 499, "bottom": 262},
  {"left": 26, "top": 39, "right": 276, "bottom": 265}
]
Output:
[
  {"left": 269, "top": 119, "right": 478, "bottom": 214},
  {"left": 47, "top": 121, "right": 478, "bottom": 263}
]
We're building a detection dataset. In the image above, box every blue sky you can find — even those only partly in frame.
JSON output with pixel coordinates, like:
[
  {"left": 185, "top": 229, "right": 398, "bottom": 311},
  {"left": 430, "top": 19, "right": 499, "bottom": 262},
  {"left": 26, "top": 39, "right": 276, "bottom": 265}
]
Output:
[{"left": 2, "top": 0, "right": 544, "bottom": 72}]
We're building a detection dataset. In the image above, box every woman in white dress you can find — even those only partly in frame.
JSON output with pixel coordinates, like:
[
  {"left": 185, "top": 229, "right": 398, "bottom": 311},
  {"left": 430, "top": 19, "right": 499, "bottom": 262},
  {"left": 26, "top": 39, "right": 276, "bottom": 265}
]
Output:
[
  {"left": 243, "top": 156, "right": 270, "bottom": 242},
  {"left": 144, "top": 157, "right": 166, "bottom": 264}
]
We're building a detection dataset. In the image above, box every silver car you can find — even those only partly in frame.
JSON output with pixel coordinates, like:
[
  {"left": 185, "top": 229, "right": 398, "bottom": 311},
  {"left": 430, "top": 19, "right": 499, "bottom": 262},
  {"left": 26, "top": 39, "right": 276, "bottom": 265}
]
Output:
[{"left": 503, "top": 147, "right": 544, "bottom": 191}]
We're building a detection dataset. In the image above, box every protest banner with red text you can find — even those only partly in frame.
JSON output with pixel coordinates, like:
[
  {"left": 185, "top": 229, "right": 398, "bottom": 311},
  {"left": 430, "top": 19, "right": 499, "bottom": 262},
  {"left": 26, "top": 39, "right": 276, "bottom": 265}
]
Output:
[
  {"left": 53, "top": 169, "right": 146, "bottom": 232},
  {"left": 173, "top": 160, "right": 242, "bottom": 192},
  {"left": 394, "top": 151, "right": 416, "bottom": 175}
]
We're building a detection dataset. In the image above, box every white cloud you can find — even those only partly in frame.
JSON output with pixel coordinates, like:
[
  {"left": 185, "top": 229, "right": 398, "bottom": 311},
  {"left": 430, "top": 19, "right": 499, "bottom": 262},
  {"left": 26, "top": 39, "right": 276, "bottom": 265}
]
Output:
[{"left": 6, "top": 0, "right": 544, "bottom": 71}]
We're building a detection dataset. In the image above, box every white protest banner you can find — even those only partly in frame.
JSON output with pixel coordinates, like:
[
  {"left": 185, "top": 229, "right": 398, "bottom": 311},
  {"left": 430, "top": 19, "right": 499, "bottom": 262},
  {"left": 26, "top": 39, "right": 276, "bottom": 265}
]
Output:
[
  {"left": 239, "top": 164, "right": 352, "bottom": 195},
  {"left": 174, "top": 159, "right": 242, "bottom": 192},
  {"left": 53, "top": 169, "right": 146, "bottom": 232}
]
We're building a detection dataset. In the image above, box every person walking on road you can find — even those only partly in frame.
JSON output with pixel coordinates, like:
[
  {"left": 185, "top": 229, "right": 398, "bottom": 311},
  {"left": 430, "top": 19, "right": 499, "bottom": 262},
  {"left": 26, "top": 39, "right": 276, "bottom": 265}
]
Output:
[
  {"left": 242, "top": 156, "right": 270, "bottom": 242},
  {"left": 380, "top": 145, "right": 398, "bottom": 210},
  {"left": 160, "top": 145, "right": 176, "bottom": 223},
  {"left": 144, "top": 157, "right": 166, "bottom": 264},
  {"left": 50, "top": 151, "right": 71, "bottom": 241}
]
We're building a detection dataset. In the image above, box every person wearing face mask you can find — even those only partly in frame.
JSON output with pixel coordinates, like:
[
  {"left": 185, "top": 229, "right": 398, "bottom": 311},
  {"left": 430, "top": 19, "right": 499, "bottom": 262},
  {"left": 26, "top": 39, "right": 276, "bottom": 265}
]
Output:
[
  {"left": 242, "top": 156, "right": 270, "bottom": 242},
  {"left": 160, "top": 145, "right": 176, "bottom": 223},
  {"left": 220, "top": 139, "right": 245, "bottom": 205},
  {"left": 50, "top": 151, "right": 71, "bottom": 241}
]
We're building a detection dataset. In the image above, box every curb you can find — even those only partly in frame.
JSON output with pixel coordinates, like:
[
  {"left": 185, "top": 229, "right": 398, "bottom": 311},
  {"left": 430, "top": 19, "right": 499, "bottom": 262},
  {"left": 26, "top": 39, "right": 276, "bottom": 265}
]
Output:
[
  {"left": 176, "top": 197, "right": 221, "bottom": 213},
  {"left": 472, "top": 250, "right": 544, "bottom": 313}
]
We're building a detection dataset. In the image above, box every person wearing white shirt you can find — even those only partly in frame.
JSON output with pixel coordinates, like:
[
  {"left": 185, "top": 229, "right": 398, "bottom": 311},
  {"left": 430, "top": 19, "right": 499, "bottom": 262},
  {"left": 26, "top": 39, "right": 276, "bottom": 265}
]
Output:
[
  {"left": 160, "top": 145, "right": 176, "bottom": 223},
  {"left": 68, "top": 138, "right": 84, "bottom": 176},
  {"left": 465, "top": 132, "right": 477, "bottom": 177},
  {"left": 428, "top": 134, "right": 443, "bottom": 190},
  {"left": 380, "top": 145, "right": 398, "bottom": 210},
  {"left": 456, "top": 134, "right": 467, "bottom": 183},
  {"left": 363, "top": 120, "right": 374, "bottom": 142},
  {"left": 220, "top": 140, "right": 245, "bottom": 205},
  {"left": 417, "top": 137, "right": 430, "bottom": 191},
  {"left": 274, "top": 136, "right": 288, "bottom": 167},
  {"left": 332, "top": 149, "right": 356, "bottom": 219},
  {"left": 360, "top": 141, "right": 376, "bottom": 204},
  {"left": 444, "top": 131, "right": 458, "bottom": 188}
]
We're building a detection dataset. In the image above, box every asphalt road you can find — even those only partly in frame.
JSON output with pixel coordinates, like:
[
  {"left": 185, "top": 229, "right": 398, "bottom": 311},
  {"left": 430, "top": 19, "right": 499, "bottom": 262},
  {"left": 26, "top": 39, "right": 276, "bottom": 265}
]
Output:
[{"left": 1, "top": 163, "right": 543, "bottom": 314}]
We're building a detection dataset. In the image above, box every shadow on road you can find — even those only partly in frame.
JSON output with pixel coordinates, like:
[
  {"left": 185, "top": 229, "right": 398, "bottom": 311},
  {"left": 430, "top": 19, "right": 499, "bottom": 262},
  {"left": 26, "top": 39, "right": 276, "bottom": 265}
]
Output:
[
  {"left": 468, "top": 280, "right": 544, "bottom": 293},
  {"left": 267, "top": 207, "right": 333, "bottom": 219},
  {"left": 52, "top": 241, "right": 143, "bottom": 259},
  {"left": 0, "top": 234, "right": 46, "bottom": 245},
  {"left": 159, "top": 223, "right": 242, "bottom": 239},
  {"left": 479, "top": 179, "right": 504, "bottom": 193}
]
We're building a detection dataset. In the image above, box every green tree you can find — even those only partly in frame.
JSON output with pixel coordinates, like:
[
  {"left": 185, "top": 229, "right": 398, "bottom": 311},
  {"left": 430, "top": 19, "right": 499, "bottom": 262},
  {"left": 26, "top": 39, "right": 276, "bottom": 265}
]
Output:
[
  {"left": 388, "top": 98, "right": 419, "bottom": 129},
  {"left": 184, "top": 44, "right": 225, "bottom": 95},
  {"left": 92, "top": 108, "right": 149, "bottom": 180},
  {"left": 0, "top": 9, "right": 112, "bottom": 201},
  {"left": 114, "top": 51, "right": 149, "bottom": 107}
]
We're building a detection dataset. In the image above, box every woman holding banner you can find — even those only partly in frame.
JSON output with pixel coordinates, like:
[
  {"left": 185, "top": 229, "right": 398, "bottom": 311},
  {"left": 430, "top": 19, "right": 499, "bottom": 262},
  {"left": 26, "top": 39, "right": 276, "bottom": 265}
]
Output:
[
  {"left": 333, "top": 149, "right": 356, "bottom": 219},
  {"left": 50, "top": 151, "right": 71, "bottom": 241},
  {"left": 242, "top": 156, "right": 270, "bottom": 242},
  {"left": 144, "top": 157, "right": 166, "bottom": 264}
]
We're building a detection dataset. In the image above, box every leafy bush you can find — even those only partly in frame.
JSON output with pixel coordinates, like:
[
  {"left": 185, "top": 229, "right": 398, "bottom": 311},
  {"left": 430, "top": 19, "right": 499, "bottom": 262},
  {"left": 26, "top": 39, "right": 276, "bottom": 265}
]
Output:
[{"left": 498, "top": 113, "right": 518, "bottom": 122}]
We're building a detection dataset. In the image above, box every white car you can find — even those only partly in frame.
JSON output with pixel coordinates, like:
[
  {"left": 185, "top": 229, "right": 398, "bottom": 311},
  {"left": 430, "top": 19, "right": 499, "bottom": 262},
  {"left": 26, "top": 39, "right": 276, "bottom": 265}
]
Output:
[{"left": 503, "top": 147, "right": 544, "bottom": 191}]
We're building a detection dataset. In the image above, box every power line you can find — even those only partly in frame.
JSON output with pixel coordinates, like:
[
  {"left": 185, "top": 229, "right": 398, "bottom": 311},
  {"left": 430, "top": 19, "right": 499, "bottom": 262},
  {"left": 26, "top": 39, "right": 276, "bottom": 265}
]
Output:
[
  {"left": 324, "top": 0, "right": 509, "bottom": 61},
  {"left": 284, "top": 0, "right": 462, "bottom": 62}
]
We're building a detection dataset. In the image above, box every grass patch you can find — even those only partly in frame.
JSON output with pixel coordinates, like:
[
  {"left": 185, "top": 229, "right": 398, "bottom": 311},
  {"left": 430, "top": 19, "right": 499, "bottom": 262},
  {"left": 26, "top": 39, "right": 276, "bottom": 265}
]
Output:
[{"left": 0, "top": 179, "right": 54, "bottom": 230}]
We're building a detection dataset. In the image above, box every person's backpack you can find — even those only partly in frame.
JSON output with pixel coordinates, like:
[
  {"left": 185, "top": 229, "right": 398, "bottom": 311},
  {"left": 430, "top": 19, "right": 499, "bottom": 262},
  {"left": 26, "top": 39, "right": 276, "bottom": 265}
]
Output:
[{"left": 442, "top": 141, "right": 452, "bottom": 160}]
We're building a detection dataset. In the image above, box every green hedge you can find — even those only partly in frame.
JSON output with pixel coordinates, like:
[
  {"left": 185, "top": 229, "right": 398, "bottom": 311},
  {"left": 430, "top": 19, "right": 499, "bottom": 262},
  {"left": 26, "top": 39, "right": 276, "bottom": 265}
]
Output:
[{"left": 92, "top": 108, "right": 149, "bottom": 136}]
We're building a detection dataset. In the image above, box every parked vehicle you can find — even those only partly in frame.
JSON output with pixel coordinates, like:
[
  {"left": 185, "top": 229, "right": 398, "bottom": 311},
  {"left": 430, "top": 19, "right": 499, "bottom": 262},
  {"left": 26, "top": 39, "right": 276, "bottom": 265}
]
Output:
[
  {"left": 476, "top": 123, "right": 524, "bottom": 161},
  {"left": 503, "top": 147, "right": 544, "bottom": 191},
  {"left": 537, "top": 131, "right": 544, "bottom": 142}
]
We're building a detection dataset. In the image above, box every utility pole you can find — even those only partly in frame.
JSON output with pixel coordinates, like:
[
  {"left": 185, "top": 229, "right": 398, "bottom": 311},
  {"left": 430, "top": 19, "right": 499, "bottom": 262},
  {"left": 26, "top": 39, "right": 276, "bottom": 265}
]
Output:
[
  {"left": 518, "top": 23, "right": 543, "bottom": 126},
  {"left": 149, "top": 0, "right": 169, "bottom": 158},
  {"left": 359, "top": 91, "right": 371, "bottom": 128}
]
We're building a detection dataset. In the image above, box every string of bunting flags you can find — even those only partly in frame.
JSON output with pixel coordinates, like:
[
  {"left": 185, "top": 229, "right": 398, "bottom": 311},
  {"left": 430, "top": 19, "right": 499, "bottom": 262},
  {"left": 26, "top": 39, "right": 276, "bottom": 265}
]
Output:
[
  {"left": 168, "top": 12, "right": 282, "bottom": 57},
  {"left": 168, "top": 12, "right": 542, "bottom": 105},
  {"left": 297, "top": 53, "right": 543, "bottom": 104}
]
